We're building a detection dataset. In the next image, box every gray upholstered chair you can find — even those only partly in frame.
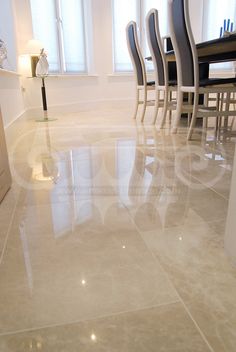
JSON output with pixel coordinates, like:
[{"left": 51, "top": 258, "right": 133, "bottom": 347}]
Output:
[
  {"left": 126, "top": 21, "right": 155, "bottom": 122},
  {"left": 168, "top": 0, "right": 236, "bottom": 140},
  {"left": 146, "top": 9, "right": 177, "bottom": 127}
]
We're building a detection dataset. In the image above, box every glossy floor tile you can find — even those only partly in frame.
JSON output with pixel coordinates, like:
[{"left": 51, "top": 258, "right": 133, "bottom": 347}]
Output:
[
  {"left": 135, "top": 220, "right": 236, "bottom": 352},
  {"left": 0, "top": 303, "right": 211, "bottom": 352},
  {"left": 0, "top": 107, "right": 236, "bottom": 351},
  {"left": 0, "top": 197, "right": 178, "bottom": 334}
]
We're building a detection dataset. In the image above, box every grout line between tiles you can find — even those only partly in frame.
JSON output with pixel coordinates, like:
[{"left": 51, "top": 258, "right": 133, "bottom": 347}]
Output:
[
  {"left": 190, "top": 173, "right": 230, "bottom": 202},
  {"left": 123, "top": 201, "right": 216, "bottom": 352},
  {"left": 169, "top": 290, "right": 215, "bottom": 352},
  {"left": 0, "top": 198, "right": 19, "bottom": 268},
  {"left": 0, "top": 300, "right": 180, "bottom": 338}
]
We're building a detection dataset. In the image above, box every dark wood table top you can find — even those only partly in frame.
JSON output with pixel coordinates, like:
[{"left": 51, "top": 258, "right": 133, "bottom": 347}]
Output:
[{"left": 147, "top": 35, "right": 236, "bottom": 64}]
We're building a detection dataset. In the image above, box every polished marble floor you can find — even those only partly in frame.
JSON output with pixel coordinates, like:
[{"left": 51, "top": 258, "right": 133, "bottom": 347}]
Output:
[{"left": 0, "top": 106, "right": 236, "bottom": 351}]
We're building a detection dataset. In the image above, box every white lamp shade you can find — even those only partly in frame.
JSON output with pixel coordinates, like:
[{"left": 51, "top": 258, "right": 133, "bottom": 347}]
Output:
[{"left": 25, "top": 39, "right": 43, "bottom": 55}]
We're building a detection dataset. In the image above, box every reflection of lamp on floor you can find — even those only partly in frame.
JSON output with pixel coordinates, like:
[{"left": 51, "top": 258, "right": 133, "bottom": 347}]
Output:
[
  {"left": 26, "top": 39, "right": 56, "bottom": 122},
  {"left": 32, "top": 122, "right": 59, "bottom": 182}
]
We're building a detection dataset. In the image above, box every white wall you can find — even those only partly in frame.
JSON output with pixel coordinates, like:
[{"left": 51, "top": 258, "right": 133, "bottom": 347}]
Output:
[
  {"left": 0, "top": 71, "right": 25, "bottom": 128},
  {"left": 0, "top": 0, "right": 25, "bottom": 128}
]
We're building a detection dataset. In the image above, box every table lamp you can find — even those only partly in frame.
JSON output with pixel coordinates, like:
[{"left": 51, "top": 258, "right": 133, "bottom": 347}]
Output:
[
  {"left": 25, "top": 39, "right": 57, "bottom": 122},
  {"left": 25, "top": 39, "right": 43, "bottom": 77}
]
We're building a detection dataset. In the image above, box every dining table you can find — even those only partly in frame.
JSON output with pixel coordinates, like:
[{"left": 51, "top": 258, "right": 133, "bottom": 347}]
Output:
[
  {"left": 146, "top": 34, "right": 236, "bottom": 65},
  {"left": 146, "top": 34, "right": 236, "bottom": 127}
]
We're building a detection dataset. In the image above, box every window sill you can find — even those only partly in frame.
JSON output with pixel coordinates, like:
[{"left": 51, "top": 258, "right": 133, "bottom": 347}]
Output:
[
  {"left": 108, "top": 72, "right": 154, "bottom": 77},
  {"left": 26, "top": 74, "right": 99, "bottom": 79},
  {"left": 108, "top": 73, "right": 134, "bottom": 77},
  {"left": 48, "top": 74, "right": 99, "bottom": 78}
]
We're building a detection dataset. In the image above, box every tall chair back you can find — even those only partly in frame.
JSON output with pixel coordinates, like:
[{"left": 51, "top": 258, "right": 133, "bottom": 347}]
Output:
[
  {"left": 168, "top": 0, "right": 198, "bottom": 88},
  {"left": 146, "top": 9, "right": 167, "bottom": 87},
  {"left": 126, "top": 21, "right": 147, "bottom": 87}
]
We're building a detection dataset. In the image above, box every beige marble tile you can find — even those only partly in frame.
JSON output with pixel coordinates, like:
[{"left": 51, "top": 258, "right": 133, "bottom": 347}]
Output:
[
  {"left": 180, "top": 148, "right": 233, "bottom": 200},
  {"left": 0, "top": 198, "right": 178, "bottom": 334},
  {"left": 0, "top": 303, "right": 211, "bottom": 352},
  {"left": 9, "top": 132, "right": 189, "bottom": 206},
  {"left": 0, "top": 209, "right": 11, "bottom": 257},
  {"left": 0, "top": 182, "right": 20, "bottom": 256},
  {"left": 136, "top": 221, "right": 236, "bottom": 352},
  {"left": 1, "top": 107, "right": 236, "bottom": 350},
  {"left": 125, "top": 187, "right": 228, "bottom": 231}
]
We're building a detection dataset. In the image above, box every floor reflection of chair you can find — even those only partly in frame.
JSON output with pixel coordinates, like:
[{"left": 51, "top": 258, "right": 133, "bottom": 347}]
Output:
[{"left": 129, "top": 126, "right": 191, "bottom": 229}]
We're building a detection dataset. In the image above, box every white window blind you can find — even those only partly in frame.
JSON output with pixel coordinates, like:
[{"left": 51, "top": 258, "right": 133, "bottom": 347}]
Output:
[
  {"left": 143, "top": 0, "right": 168, "bottom": 70},
  {"left": 112, "top": 0, "right": 168, "bottom": 72},
  {"left": 30, "top": 0, "right": 87, "bottom": 74},
  {"left": 203, "top": 0, "right": 236, "bottom": 41},
  {"left": 112, "top": 0, "right": 138, "bottom": 72}
]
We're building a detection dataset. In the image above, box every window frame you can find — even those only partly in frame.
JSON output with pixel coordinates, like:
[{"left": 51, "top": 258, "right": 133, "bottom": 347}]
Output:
[
  {"left": 112, "top": 0, "right": 143, "bottom": 73},
  {"left": 111, "top": 0, "right": 167, "bottom": 73},
  {"left": 202, "top": 0, "right": 236, "bottom": 72},
  {"left": 30, "top": 0, "right": 88, "bottom": 75}
]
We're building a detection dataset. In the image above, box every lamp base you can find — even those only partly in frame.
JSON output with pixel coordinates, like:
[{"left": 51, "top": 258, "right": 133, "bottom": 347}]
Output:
[{"left": 35, "top": 111, "right": 57, "bottom": 122}]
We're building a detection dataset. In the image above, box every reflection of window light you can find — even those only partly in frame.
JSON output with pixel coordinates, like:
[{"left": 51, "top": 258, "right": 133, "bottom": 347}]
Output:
[
  {"left": 205, "top": 153, "right": 225, "bottom": 161},
  {"left": 112, "top": 0, "right": 168, "bottom": 72},
  {"left": 52, "top": 202, "right": 72, "bottom": 238},
  {"left": 50, "top": 148, "right": 94, "bottom": 238},
  {"left": 37, "top": 341, "right": 42, "bottom": 349},
  {"left": 117, "top": 139, "right": 136, "bottom": 202},
  {"left": 75, "top": 202, "right": 93, "bottom": 226}
]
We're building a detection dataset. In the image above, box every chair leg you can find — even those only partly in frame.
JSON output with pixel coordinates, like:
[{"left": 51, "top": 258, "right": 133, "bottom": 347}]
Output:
[
  {"left": 224, "top": 92, "right": 231, "bottom": 131},
  {"left": 187, "top": 93, "right": 199, "bottom": 140},
  {"left": 218, "top": 92, "right": 224, "bottom": 132},
  {"left": 152, "top": 90, "right": 160, "bottom": 125},
  {"left": 187, "top": 92, "right": 192, "bottom": 127},
  {"left": 168, "top": 91, "right": 173, "bottom": 122},
  {"left": 203, "top": 93, "right": 209, "bottom": 130},
  {"left": 141, "top": 88, "right": 147, "bottom": 123},
  {"left": 215, "top": 93, "right": 221, "bottom": 138},
  {"left": 160, "top": 89, "right": 169, "bottom": 128},
  {"left": 172, "top": 90, "right": 183, "bottom": 133},
  {"left": 133, "top": 88, "right": 139, "bottom": 119}
]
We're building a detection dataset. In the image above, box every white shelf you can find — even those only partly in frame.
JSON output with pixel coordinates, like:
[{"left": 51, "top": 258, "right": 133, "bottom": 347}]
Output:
[{"left": 0, "top": 69, "right": 21, "bottom": 77}]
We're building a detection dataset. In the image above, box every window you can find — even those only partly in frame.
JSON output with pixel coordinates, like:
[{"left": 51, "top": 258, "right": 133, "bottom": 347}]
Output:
[
  {"left": 203, "top": 0, "right": 236, "bottom": 71},
  {"left": 112, "top": 0, "right": 168, "bottom": 72},
  {"left": 203, "top": 0, "right": 236, "bottom": 41},
  {"left": 30, "top": 0, "right": 87, "bottom": 74}
]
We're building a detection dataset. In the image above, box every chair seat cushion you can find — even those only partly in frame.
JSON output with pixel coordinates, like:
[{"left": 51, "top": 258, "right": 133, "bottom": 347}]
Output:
[
  {"left": 200, "top": 77, "right": 236, "bottom": 87},
  {"left": 147, "top": 81, "right": 155, "bottom": 86}
]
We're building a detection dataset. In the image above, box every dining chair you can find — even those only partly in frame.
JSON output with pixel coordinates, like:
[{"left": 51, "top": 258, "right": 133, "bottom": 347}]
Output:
[
  {"left": 146, "top": 9, "right": 177, "bottom": 127},
  {"left": 168, "top": 0, "right": 236, "bottom": 140},
  {"left": 126, "top": 21, "right": 155, "bottom": 122}
]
